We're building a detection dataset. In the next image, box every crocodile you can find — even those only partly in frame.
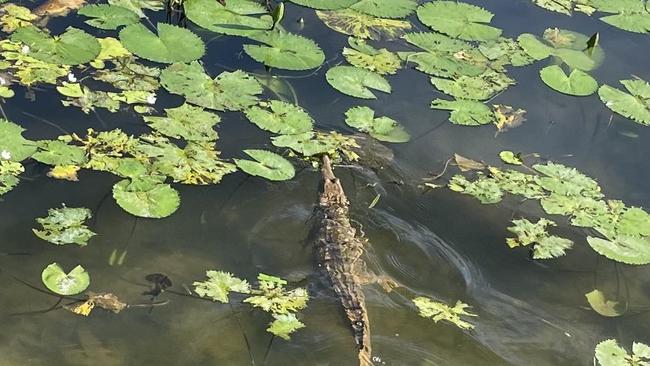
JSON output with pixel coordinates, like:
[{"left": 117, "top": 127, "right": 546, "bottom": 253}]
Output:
[{"left": 314, "top": 155, "right": 373, "bottom": 366}]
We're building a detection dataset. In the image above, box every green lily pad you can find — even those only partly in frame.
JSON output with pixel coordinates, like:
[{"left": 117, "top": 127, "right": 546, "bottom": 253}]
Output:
[
  {"left": 430, "top": 71, "right": 514, "bottom": 101},
  {"left": 108, "top": 0, "right": 165, "bottom": 17},
  {"left": 41, "top": 263, "right": 90, "bottom": 296},
  {"left": 119, "top": 23, "right": 205, "bottom": 63},
  {"left": 590, "top": 0, "right": 650, "bottom": 34},
  {"left": 416, "top": 1, "right": 502, "bottom": 41},
  {"left": 144, "top": 103, "right": 220, "bottom": 141},
  {"left": 184, "top": 0, "right": 272, "bottom": 36},
  {"left": 244, "top": 31, "right": 325, "bottom": 71},
  {"left": 430, "top": 99, "right": 494, "bottom": 126},
  {"left": 244, "top": 100, "right": 313, "bottom": 135},
  {"left": 160, "top": 62, "right": 262, "bottom": 111},
  {"left": 0, "top": 119, "right": 37, "bottom": 162},
  {"left": 235, "top": 149, "right": 295, "bottom": 181},
  {"left": 344, "top": 106, "right": 409, "bottom": 142},
  {"left": 499, "top": 151, "right": 523, "bottom": 165},
  {"left": 112, "top": 177, "right": 180, "bottom": 218},
  {"left": 349, "top": 0, "right": 417, "bottom": 19},
  {"left": 598, "top": 79, "right": 650, "bottom": 126},
  {"left": 325, "top": 65, "right": 390, "bottom": 99},
  {"left": 518, "top": 31, "right": 599, "bottom": 71},
  {"left": 539, "top": 65, "right": 598, "bottom": 96},
  {"left": 11, "top": 26, "right": 101, "bottom": 65},
  {"left": 0, "top": 161, "right": 23, "bottom": 196},
  {"left": 78, "top": 4, "right": 139, "bottom": 30},
  {"left": 33, "top": 206, "right": 96, "bottom": 246},
  {"left": 316, "top": 9, "right": 411, "bottom": 40},
  {"left": 587, "top": 235, "right": 650, "bottom": 265},
  {"left": 585, "top": 290, "right": 623, "bottom": 317}
]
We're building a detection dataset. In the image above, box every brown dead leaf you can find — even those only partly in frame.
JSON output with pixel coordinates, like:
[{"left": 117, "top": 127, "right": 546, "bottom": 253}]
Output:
[
  {"left": 34, "top": 0, "right": 86, "bottom": 18},
  {"left": 493, "top": 105, "right": 526, "bottom": 133},
  {"left": 453, "top": 154, "right": 485, "bottom": 172}
]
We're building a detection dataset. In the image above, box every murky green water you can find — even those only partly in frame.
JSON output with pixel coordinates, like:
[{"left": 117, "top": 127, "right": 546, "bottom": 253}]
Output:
[{"left": 1, "top": 0, "right": 650, "bottom": 365}]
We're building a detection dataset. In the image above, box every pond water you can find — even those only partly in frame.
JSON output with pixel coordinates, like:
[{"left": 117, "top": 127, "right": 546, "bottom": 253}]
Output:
[{"left": 1, "top": 0, "right": 650, "bottom": 365}]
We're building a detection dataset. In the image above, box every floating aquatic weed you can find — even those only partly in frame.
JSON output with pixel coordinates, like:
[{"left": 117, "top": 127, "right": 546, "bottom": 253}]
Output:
[
  {"left": 108, "top": 0, "right": 165, "bottom": 18},
  {"left": 594, "top": 339, "right": 650, "bottom": 366},
  {"left": 0, "top": 40, "right": 70, "bottom": 86},
  {"left": 493, "top": 105, "right": 527, "bottom": 132},
  {"left": 119, "top": 23, "right": 205, "bottom": 63},
  {"left": 499, "top": 151, "right": 523, "bottom": 165},
  {"left": 272, "top": 131, "right": 360, "bottom": 162},
  {"left": 431, "top": 99, "right": 495, "bottom": 126},
  {"left": 0, "top": 4, "right": 37, "bottom": 33},
  {"left": 343, "top": 37, "right": 401, "bottom": 75},
  {"left": 478, "top": 37, "right": 535, "bottom": 68},
  {"left": 598, "top": 78, "right": 650, "bottom": 126},
  {"left": 194, "top": 271, "right": 308, "bottom": 340},
  {"left": 430, "top": 70, "right": 515, "bottom": 101},
  {"left": 65, "top": 292, "right": 128, "bottom": 316},
  {"left": 0, "top": 160, "right": 23, "bottom": 196},
  {"left": 33, "top": 206, "right": 96, "bottom": 246},
  {"left": 160, "top": 62, "right": 263, "bottom": 111},
  {"left": 93, "top": 56, "right": 160, "bottom": 91},
  {"left": 530, "top": 0, "right": 596, "bottom": 16},
  {"left": 413, "top": 297, "right": 477, "bottom": 330},
  {"left": 344, "top": 106, "right": 410, "bottom": 143},
  {"left": 56, "top": 82, "right": 155, "bottom": 113},
  {"left": 506, "top": 218, "right": 573, "bottom": 259},
  {"left": 89, "top": 37, "right": 131, "bottom": 69},
  {"left": 41, "top": 263, "right": 90, "bottom": 296},
  {"left": 143, "top": 103, "right": 220, "bottom": 141},
  {"left": 289, "top": 0, "right": 358, "bottom": 10}
]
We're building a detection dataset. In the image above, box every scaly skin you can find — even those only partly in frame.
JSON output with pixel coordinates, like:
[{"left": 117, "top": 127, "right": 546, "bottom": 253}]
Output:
[{"left": 315, "top": 155, "right": 373, "bottom": 366}]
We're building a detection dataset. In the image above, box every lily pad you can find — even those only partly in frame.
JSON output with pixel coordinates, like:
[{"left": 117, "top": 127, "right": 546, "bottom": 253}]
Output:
[
  {"left": 539, "top": 65, "right": 598, "bottom": 96},
  {"left": 184, "top": 0, "right": 272, "bottom": 36},
  {"left": 160, "top": 62, "right": 262, "bottom": 111},
  {"left": 431, "top": 99, "right": 494, "bottom": 126},
  {"left": 590, "top": 0, "right": 650, "bottom": 34},
  {"left": 144, "top": 103, "right": 220, "bottom": 141},
  {"left": 119, "top": 23, "right": 205, "bottom": 63},
  {"left": 244, "top": 31, "right": 325, "bottom": 71},
  {"left": 108, "top": 0, "right": 164, "bottom": 17},
  {"left": 33, "top": 206, "right": 96, "bottom": 246},
  {"left": 78, "top": 4, "right": 139, "bottom": 30},
  {"left": 416, "top": 1, "right": 501, "bottom": 41},
  {"left": 235, "top": 149, "right": 295, "bottom": 181},
  {"left": 587, "top": 235, "right": 650, "bottom": 265},
  {"left": 32, "top": 140, "right": 87, "bottom": 166},
  {"left": 344, "top": 106, "right": 410, "bottom": 142},
  {"left": 289, "top": 0, "right": 357, "bottom": 9},
  {"left": 194, "top": 270, "right": 251, "bottom": 303},
  {"left": 244, "top": 100, "right": 313, "bottom": 135},
  {"left": 595, "top": 339, "right": 650, "bottom": 366},
  {"left": 0, "top": 161, "right": 23, "bottom": 196},
  {"left": 325, "top": 65, "right": 390, "bottom": 99},
  {"left": 598, "top": 79, "right": 650, "bottom": 126},
  {"left": 349, "top": 0, "right": 417, "bottom": 19},
  {"left": 585, "top": 290, "right": 623, "bottom": 317},
  {"left": 112, "top": 177, "right": 180, "bottom": 218},
  {"left": 41, "top": 263, "right": 90, "bottom": 296},
  {"left": 518, "top": 31, "right": 598, "bottom": 71},
  {"left": 316, "top": 9, "right": 411, "bottom": 40},
  {"left": 0, "top": 119, "right": 37, "bottom": 162},
  {"left": 12, "top": 26, "right": 101, "bottom": 65}
]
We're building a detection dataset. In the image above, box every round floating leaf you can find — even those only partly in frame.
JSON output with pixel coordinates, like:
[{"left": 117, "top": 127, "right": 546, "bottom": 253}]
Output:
[
  {"left": 235, "top": 149, "right": 295, "bottom": 181},
  {"left": 184, "top": 0, "right": 272, "bottom": 36},
  {"left": 344, "top": 106, "right": 409, "bottom": 142},
  {"left": 108, "top": 0, "right": 165, "bottom": 17},
  {"left": 244, "top": 31, "right": 325, "bottom": 71},
  {"left": 349, "top": 0, "right": 417, "bottom": 19},
  {"left": 0, "top": 119, "right": 37, "bottom": 162},
  {"left": 289, "top": 0, "right": 357, "bottom": 10},
  {"left": 316, "top": 9, "right": 411, "bottom": 40},
  {"left": 325, "top": 65, "right": 391, "bottom": 99},
  {"left": 112, "top": 178, "right": 180, "bottom": 218},
  {"left": 540, "top": 65, "right": 598, "bottom": 96},
  {"left": 430, "top": 99, "right": 494, "bottom": 126},
  {"left": 12, "top": 26, "right": 101, "bottom": 65},
  {"left": 585, "top": 290, "right": 623, "bottom": 317},
  {"left": 587, "top": 235, "right": 650, "bottom": 265},
  {"left": 343, "top": 37, "right": 401, "bottom": 75},
  {"left": 499, "top": 150, "right": 523, "bottom": 165},
  {"left": 78, "top": 4, "right": 139, "bottom": 30},
  {"left": 416, "top": 1, "right": 502, "bottom": 41},
  {"left": 32, "top": 140, "right": 87, "bottom": 166},
  {"left": 160, "top": 62, "right": 262, "bottom": 111},
  {"left": 598, "top": 79, "right": 650, "bottom": 126},
  {"left": 119, "top": 23, "right": 205, "bottom": 63},
  {"left": 143, "top": 103, "right": 220, "bottom": 141},
  {"left": 244, "top": 100, "right": 313, "bottom": 134},
  {"left": 41, "top": 263, "right": 90, "bottom": 296},
  {"left": 518, "top": 31, "right": 598, "bottom": 71}
]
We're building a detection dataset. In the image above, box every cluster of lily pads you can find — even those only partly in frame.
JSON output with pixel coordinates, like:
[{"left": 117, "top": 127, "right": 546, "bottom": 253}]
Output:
[{"left": 447, "top": 152, "right": 650, "bottom": 265}]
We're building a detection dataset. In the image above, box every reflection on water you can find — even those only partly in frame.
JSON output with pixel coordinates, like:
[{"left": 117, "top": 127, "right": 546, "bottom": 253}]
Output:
[{"left": 1, "top": 0, "right": 650, "bottom": 365}]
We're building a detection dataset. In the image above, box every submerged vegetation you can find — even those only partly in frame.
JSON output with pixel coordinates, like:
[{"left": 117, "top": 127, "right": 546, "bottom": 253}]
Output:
[{"left": 0, "top": 0, "right": 648, "bottom": 364}]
